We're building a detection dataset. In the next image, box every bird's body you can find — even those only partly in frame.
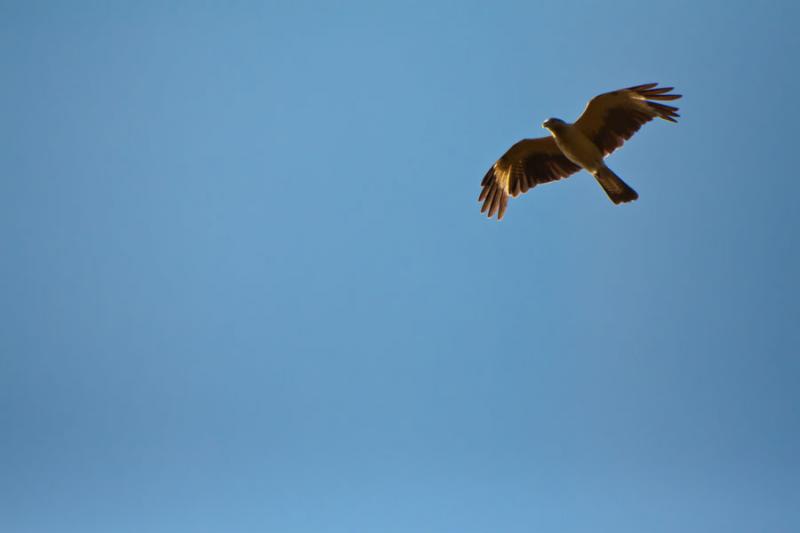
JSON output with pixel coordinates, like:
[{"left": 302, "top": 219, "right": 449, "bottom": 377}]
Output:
[
  {"left": 545, "top": 119, "right": 603, "bottom": 172},
  {"left": 479, "top": 83, "right": 681, "bottom": 219}
]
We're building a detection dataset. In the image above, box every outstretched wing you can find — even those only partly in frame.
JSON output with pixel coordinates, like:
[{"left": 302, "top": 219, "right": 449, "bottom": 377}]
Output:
[
  {"left": 479, "top": 137, "right": 581, "bottom": 220},
  {"left": 574, "top": 83, "right": 681, "bottom": 157}
]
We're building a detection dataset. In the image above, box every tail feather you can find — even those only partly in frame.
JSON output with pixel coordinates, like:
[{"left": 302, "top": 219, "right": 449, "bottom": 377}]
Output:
[{"left": 593, "top": 167, "right": 638, "bottom": 204}]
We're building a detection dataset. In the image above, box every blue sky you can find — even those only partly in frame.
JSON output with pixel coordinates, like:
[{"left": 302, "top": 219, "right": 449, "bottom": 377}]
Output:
[{"left": 2, "top": 1, "right": 799, "bottom": 532}]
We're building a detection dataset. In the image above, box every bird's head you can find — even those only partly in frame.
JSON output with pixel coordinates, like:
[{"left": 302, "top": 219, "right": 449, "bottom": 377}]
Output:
[{"left": 542, "top": 117, "right": 566, "bottom": 131}]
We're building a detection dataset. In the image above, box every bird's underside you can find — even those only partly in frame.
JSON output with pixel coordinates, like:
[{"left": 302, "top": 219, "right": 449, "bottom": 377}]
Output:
[{"left": 479, "top": 83, "right": 681, "bottom": 219}]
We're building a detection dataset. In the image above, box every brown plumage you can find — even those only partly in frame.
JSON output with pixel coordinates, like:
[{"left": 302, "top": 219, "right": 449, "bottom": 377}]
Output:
[
  {"left": 479, "top": 83, "right": 681, "bottom": 219},
  {"left": 575, "top": 83, "right": 681, "bottom": 157},
  {"left": 479, "top": 138, "right": 580, "bottom": 219}
]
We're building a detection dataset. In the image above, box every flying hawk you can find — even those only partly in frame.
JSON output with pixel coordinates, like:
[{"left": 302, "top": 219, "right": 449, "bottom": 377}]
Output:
[{"left": 479, "top": 83, "right": 681, "bottom": 219}]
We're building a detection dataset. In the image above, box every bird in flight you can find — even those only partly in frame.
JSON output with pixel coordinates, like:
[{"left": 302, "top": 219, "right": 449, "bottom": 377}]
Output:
[{"left": 479, "top": 83, "right": 681, "bottom": 219}]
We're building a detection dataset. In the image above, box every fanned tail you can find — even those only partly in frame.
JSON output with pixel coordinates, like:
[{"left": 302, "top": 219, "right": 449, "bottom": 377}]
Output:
[{"left": 593, "top": 166, "right": 638, "bottom": 204}]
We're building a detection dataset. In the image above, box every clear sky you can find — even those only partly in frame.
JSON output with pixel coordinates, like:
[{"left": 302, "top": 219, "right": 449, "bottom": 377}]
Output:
[{"left": 2, "top": 1, "right": 799, "bottom": 532}]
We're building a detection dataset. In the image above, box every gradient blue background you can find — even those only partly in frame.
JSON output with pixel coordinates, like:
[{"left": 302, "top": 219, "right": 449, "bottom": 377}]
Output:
[{"left": 2, "top": 1, "right": 799, "bottom": 532}]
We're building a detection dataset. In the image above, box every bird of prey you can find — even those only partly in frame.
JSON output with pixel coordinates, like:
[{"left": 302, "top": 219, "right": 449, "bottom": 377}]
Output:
[{"left": 479, "top": 83, "right": 681, "bottom": 219}]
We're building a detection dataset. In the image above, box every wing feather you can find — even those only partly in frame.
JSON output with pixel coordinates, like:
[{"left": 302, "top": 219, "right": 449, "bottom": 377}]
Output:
[
  {"left": 574, "top": 83, "right": 682, "bottom": 156},
  {"left": 479, "top": 137, "right": 580, "bottom": 220}
]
